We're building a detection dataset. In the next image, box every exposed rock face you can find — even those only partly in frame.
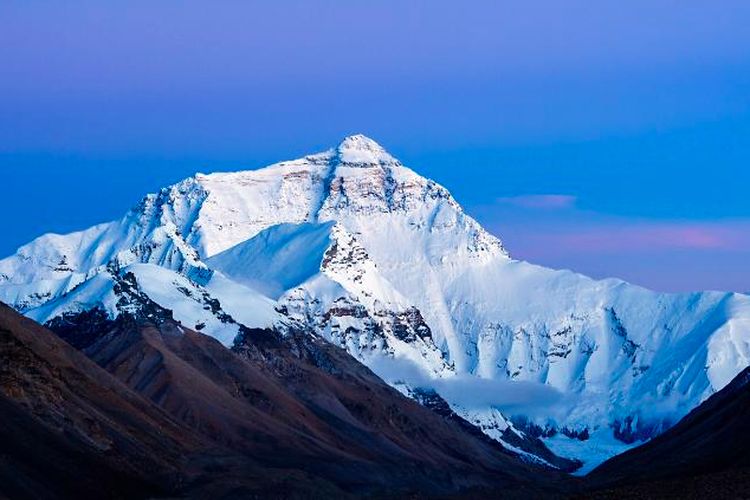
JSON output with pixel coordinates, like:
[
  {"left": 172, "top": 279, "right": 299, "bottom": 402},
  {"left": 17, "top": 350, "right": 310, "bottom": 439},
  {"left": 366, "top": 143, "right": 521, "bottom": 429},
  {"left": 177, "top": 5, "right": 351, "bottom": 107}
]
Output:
[{"left": 1, "top": 135, "right": 749, "bottom": 468}]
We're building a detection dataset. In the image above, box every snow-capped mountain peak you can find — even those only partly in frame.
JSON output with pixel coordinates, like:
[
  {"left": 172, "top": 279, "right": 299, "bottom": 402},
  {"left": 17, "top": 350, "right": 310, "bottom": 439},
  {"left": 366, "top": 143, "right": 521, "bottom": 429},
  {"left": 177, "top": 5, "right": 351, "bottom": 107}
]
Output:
[
  {"left": 1, "top": 135, "right": 749, "bottom": 471},
  {"left": 333, "top": 134, "right": 399, "bottom": 167}
]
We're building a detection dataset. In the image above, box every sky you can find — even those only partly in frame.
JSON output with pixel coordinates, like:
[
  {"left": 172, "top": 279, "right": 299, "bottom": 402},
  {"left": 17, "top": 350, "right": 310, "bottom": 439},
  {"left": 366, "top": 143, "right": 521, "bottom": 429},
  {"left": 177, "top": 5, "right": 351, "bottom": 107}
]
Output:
[{"left": 1, "top": 0, "right": 749, "bottom": 292}]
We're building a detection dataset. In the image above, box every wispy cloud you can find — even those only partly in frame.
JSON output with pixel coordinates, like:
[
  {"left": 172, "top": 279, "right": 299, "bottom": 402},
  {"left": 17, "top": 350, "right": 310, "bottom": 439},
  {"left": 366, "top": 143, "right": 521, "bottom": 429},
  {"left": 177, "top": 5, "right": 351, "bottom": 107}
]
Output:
[
  {"left": 474, "top": 195, "right": 750, "bottom": 253},
  {"left": 469, "top": 195, "right": 750, "bottom": 291},
  {"left": 494, "top": 194, "right": 577, "bottom": 210},
  {"left": 538, "top": 222, "right": 749, "bottom": 253}
]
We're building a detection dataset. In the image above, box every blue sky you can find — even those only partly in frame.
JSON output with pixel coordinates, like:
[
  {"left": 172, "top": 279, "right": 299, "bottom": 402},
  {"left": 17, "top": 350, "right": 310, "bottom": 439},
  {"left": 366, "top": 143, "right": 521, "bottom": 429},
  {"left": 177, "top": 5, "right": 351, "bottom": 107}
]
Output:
[{"left": 1, "top": 0, "right": 749, "bottom": 292}]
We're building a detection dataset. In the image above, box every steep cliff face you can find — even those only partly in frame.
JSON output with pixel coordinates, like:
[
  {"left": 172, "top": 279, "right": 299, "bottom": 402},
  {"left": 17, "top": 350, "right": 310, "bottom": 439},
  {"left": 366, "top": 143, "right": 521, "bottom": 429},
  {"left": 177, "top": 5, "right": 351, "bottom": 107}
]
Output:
[{"left": 2, "top": 135, "right": 749, "bottom": 468}]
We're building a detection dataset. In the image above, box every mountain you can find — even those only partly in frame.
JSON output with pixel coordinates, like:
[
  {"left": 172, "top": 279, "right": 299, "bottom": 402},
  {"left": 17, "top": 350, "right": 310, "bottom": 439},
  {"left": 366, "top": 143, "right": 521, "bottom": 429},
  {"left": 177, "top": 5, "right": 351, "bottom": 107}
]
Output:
[
  {"left": 580, "top": 366, "right": 750, "bottom": 498},
  {"left": 0, "top": 301, "right": 194, "bottom": 499},
  {"left": 2, "top": 134, "right": 749, "bottom": 469},
  {"left": 0, "top": 299, "right": 576, "bottom": 499}
]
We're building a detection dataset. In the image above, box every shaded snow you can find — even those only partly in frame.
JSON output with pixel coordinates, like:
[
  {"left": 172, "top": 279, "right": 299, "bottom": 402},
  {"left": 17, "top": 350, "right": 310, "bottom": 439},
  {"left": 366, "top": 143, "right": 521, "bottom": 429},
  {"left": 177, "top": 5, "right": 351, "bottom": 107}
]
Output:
[
  {"left": 543, "top": 429, "right": 639, "bottom": 476},
  {"left": 207, "top": 222, "right": 335, "bottom": 299}
]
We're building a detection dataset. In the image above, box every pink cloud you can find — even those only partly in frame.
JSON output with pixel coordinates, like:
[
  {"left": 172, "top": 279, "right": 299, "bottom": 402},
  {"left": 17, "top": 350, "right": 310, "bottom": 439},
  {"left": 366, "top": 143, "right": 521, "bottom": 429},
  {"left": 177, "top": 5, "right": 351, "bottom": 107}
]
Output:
[
  {"left": 495, "top": 194, "right": 577, "bottom": 210},
  {"left": 525, "top": 222, "right": 750, "bottom": 254},
  {"left": 474, "top": 201, "right": 750, "bottom": 291}
]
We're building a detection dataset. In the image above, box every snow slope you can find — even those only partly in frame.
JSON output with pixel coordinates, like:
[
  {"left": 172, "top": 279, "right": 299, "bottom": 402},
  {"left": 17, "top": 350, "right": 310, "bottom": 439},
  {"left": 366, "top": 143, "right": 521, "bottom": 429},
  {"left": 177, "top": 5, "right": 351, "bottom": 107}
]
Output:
[{"left": 2, "top": 134, "right": 748, "bottom": 469}]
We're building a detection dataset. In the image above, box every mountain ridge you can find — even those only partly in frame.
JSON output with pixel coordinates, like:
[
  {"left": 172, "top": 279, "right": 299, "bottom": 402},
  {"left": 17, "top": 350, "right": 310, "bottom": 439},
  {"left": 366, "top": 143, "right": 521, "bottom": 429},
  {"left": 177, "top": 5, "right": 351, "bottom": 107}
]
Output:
[
  {"left": 1, "top": 298, "right": 579, "bottom": 499},
  {"left": 2, "top": 135, "right": 749, "bottom": 469}
]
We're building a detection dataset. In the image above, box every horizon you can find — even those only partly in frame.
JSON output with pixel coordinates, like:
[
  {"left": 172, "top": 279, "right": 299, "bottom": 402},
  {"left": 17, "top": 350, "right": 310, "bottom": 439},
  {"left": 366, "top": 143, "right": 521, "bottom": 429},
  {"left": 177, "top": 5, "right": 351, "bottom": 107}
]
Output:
[{"left": 2, "top": 1, "right": 749, "bottom": 293}]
